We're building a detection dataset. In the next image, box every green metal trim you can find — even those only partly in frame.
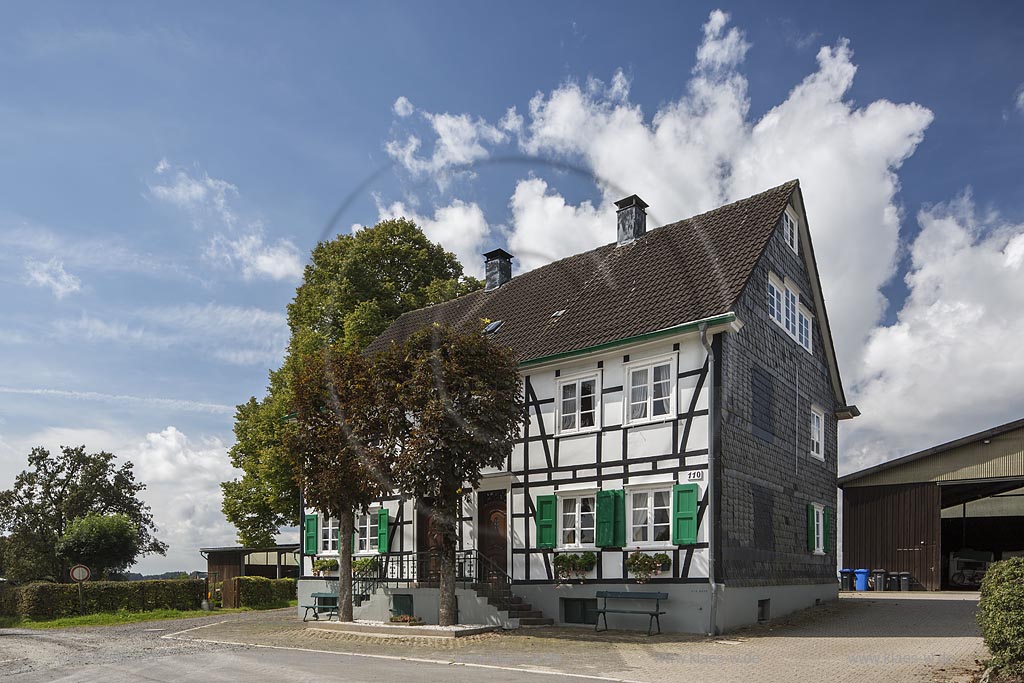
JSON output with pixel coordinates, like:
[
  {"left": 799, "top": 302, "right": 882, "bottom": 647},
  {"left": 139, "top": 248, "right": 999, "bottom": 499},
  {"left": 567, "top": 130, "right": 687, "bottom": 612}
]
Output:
[{"left": 519, "top": 312, "right": 737, "bottom": 368}]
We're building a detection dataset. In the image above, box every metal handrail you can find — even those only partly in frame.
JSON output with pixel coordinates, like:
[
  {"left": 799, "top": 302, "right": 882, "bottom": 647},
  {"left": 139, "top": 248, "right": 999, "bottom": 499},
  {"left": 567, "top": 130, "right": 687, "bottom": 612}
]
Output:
[{"left": 349, "top": 549, "right": 508, "bottom": 597}]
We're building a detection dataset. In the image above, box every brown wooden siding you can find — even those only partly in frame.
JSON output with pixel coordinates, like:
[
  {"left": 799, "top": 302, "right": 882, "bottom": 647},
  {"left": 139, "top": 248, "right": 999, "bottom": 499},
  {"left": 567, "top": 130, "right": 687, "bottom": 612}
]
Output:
[
  {"left": 207, "top": 551, "right": 243, "bottom": 608},
  {"left": 842, "top": 483, "right": 941, "bottom": 590}
]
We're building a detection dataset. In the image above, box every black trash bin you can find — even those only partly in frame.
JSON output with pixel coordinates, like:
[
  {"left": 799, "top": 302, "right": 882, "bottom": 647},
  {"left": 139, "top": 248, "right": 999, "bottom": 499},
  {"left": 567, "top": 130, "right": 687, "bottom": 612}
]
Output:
[
  {"left": 840, "top": 569, "right": 854, "bottom": 591},
  {"left": 887, "top": 574, "right": 900, "bottom": 591},
  {"left": 899, "top": 572, "right": 911, "bottom": 591},
  {"left": 872, "top": 569, "right": 887, "bottom": 591}
]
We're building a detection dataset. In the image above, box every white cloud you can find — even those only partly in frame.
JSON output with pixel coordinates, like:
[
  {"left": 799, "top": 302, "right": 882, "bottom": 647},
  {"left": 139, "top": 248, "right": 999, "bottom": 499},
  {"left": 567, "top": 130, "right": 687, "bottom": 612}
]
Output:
[
  {"left": 375, "top": 198, "right": 491, "bottom": 278},
  {"left": 386, "top": 111, "right": 506, "bottom": 188},
  {"left": 0, "top": 386, "right": 234, "bottom": 414},
  {"left": 204, "top": 229, "right": 303, "bottom": 282},
  {"left": 150, "top": 161, "right": 302, "bottom": 281},
  {"left": 51, "top": 303, "right": 288, "bottom": 367},
  {"left": 1016, "top": 85, "right": 1024, "bottom": 115},
  {"left": 128, "top": 426, "right": 239, "bottom": 571},
  {"left": 393, "top": 95, "right": 414, "bottom": 117},
  {"left": 24, "top": 257, "right": 82, "bottom": 299},
  {"left": 842, "top": 193, "right": 1024, "bottom": 472}
]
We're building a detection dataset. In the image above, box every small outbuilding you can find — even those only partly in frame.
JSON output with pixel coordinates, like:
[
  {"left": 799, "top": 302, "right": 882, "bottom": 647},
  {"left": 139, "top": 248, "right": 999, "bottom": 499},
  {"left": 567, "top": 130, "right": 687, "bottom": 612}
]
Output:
[
  {"left": 200, "top": 544, "right": 299, "bottom": 607},
  {"left": 839, "top": 418, "right": 1024, "bottom": 590}
]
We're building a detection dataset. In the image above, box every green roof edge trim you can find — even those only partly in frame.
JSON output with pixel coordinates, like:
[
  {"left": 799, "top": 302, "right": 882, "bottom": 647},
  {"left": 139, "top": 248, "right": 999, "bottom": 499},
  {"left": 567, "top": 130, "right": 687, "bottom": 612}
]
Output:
[{"left": 518, "top": 312, "right": 737, "bottom": 368}]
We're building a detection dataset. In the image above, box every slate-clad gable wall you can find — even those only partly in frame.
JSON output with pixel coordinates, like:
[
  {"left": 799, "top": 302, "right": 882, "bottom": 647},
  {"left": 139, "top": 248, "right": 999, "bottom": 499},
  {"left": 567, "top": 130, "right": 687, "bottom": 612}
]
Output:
[{"left": 717, "top": 202, "right": 839, "bottom": 587}]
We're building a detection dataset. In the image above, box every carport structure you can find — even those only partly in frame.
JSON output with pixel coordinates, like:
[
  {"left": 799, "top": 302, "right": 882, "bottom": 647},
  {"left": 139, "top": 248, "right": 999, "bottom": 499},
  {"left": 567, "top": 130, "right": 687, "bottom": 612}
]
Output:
[
  {"left": 839, "top": 418, "right": 1024, "bottom": 590},
  {"left": 200, "top": 544, "right": 299, "bottom": 607}
]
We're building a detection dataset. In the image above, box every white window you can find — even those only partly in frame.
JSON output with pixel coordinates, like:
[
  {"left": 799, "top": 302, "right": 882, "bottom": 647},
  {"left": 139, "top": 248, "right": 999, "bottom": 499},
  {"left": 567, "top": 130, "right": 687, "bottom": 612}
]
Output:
[
  {"left": 812, "top": 504, "right": 825, "bottom": 554},
  {"left": 767, "top": 277, "right": 784, "bottom": 326},
  {"left": 810, "top": 408, "right": 824, "bottom": 460},
  {"left": 781, "top": 211, "right": 798, "bottom": 254},
  {"left": 557, "top": 374, "right": 600, "bottom": 434},
  {"left": 355, "top": 512, "right": 378, "bottom": 554},
  {"left": 629, "top": 488, "right": 672, "bottom": 545},
  {"left": 321, "top": 516, "right": 339, "bottom": 553},
  {"left": 798, "top": 306, "right": 812, "bottom": 352},
  {"left": 768, "top": 272, "right": 812, "bottom": 355},
  {"left": 626, "top": 357, "right": 674, "bottom": 424},
  {"left": 559, "top": 495, "right": 596, "bottom": 547}
]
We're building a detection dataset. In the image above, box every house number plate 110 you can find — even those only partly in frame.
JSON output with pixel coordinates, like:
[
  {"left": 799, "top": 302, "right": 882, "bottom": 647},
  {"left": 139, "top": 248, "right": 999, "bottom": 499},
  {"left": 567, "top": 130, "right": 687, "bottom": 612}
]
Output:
[{"left": 687, "top": 470, "right": 704, "bottom": 481}]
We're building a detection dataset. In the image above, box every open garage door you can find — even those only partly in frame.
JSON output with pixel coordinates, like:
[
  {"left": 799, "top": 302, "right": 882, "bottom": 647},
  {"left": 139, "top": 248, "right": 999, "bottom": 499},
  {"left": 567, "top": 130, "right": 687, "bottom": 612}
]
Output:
[{"left": 940, "top": 480, "right": 1024, "bottom": 589}]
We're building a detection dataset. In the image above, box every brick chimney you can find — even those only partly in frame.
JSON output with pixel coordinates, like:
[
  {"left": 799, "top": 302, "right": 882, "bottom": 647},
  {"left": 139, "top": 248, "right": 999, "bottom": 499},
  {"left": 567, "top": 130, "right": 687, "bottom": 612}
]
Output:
[
  {"left": 615, "top": 194, "right": 648, "bottom": 245},
  {"left": 483, "top": 248, "right": 513, "bottom": 291}
]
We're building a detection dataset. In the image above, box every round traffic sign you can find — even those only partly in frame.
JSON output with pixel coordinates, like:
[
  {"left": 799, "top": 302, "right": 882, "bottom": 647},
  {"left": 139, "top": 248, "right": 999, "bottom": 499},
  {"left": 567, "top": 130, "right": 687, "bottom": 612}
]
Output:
[{"left": 69, "top": 564, "right": 91, "bottom": 582}]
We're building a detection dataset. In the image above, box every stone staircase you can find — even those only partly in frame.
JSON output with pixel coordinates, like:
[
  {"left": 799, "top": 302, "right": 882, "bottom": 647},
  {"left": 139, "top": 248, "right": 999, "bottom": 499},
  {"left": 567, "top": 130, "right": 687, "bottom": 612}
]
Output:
[{"left": 471, "top": 582, "right": 553, "bottom": 626}]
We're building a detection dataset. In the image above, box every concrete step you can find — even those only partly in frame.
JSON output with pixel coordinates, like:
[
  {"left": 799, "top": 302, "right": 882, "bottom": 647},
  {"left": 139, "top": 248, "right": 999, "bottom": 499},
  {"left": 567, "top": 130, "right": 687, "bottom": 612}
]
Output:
[
  {"left": 507, "top": 609, "right": 542, "bottom": 618},
  {"left": 517, "top": 617, "right": 554, "bottom": 626}
]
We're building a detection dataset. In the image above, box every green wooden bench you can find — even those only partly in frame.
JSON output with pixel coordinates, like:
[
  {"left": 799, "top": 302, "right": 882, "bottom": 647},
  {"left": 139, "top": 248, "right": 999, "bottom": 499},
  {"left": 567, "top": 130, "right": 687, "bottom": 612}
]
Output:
[
  {"left": 594, "top": 591, "right": 668, "bottom": 635},
  {"left": 302, "top": 591, "right": 339, "bottom": 622}
]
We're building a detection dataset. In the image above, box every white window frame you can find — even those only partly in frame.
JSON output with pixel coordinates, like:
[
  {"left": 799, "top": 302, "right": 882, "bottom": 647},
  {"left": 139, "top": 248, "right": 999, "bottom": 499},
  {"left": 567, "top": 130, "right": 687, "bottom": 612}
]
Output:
[
  {"left": 321, "top": 516, "right": 339, "bottom": 554},
  {"left": 355, "top": 510, "right": 379, "bottom": 555},
  {"left": 555, "top": 490, "right": 598, "bottom": 549},
  {"left": 781, "top": 209, "right": 798, "bottom": 254},
  {"left": 812, "top": 503, "right": 825, "bottom": 555},
  {"left": 768, "top": 272, "right": 812, "bottom": 355},
  {"left": 623, "top": 354, "right": 677, "bottom": 426},
  {"left": 625, "top": 484, "right": 674, "bottom": 548},
  {"left": 810, "top": 407, "right": 824, "bottom": 461},
  {"left": 555, "top": 372, "right": 602, "bottom": 435},
  {"left": 797, "top": 304, "right": 813, "bottom": 352}
]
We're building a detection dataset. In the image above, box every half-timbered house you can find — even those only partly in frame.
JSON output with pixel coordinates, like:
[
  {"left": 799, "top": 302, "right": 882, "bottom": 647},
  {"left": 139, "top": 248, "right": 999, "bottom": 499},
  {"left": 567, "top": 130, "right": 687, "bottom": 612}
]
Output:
[{"left": 297, "top": 180, "right": 858, "bottom": 633}]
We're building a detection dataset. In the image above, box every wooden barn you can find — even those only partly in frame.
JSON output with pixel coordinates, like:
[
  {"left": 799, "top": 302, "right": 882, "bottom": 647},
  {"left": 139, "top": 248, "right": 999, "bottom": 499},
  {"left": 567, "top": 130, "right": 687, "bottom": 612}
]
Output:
[{"left": 201, "top": 544, "right": 299, "bottom": 607}]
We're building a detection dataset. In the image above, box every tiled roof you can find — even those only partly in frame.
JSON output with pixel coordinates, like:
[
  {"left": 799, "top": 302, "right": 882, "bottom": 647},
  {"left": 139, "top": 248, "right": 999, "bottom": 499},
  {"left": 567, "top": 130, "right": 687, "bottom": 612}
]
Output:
[{"left": 366, "top": 180, "right": 799, "bottom": 364}]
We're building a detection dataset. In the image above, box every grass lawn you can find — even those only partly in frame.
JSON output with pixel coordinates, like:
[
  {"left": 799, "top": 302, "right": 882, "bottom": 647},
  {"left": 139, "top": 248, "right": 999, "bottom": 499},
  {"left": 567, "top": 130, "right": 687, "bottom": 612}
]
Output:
[{"left": 0, "top": 600, "right": 298, "bottom": 629}]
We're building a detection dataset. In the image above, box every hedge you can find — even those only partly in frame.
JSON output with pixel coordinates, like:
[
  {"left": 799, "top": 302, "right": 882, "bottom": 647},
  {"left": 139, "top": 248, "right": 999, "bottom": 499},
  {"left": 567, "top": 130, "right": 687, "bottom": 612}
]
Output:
[
  {"left": 233, "top": 577, "right": 296, "bottom": 609},
  {"left": 977, "top": 557, "right": 1024, "bottom": 676},
  {"left": 3, "top": 579, "right": 205, "bottom": 620}
]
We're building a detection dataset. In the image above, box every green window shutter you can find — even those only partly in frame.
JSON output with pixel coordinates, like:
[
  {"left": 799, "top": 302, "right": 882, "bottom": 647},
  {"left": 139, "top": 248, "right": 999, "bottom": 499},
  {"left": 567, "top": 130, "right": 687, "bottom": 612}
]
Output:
[
  {"left": 595, "top": 491, "right": 614, "bottom": 547},
  {"left": 535, "top": 495, "right": 557, "bottom": 548},
  {"left": 304, "top": 514, "right": 318, "bottom": 555},
  {"left": 672, "top": 484, "right": 699, "bottom": 545},
  {"left": 378, "top": 508, "right": 389, "bottom": 554},
  {"left": 612, "top": 490, "right": 626, "bottom": 547},
  {"left": 823, "top": 507, "right": 832, "bottom": 553},
  {"left": 806, "top": 504, "right": 816, "bottom": 552}
]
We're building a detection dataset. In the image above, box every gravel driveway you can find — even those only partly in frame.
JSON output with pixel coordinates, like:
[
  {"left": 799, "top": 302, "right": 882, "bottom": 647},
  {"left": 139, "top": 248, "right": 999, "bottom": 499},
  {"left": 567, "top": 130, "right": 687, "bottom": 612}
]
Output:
[{"left": 0, "top": 593, "right": 988, "bottom": 682}]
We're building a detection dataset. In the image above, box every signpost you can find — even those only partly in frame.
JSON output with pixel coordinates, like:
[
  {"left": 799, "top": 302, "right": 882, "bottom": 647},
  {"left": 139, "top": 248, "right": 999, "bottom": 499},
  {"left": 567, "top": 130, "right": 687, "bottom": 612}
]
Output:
[{"left": 70, "top": 564, "right": 91, "bottom": 614}]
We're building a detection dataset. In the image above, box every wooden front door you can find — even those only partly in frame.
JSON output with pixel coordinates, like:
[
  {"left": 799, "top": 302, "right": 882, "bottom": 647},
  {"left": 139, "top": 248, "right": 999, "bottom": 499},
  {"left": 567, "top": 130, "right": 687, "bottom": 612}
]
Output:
[
  {"left": 477, "top": 490, "right": 508, "bottom": 580},
  {"left": 416, "top": 499, "right": 444, "bottom": 581}
]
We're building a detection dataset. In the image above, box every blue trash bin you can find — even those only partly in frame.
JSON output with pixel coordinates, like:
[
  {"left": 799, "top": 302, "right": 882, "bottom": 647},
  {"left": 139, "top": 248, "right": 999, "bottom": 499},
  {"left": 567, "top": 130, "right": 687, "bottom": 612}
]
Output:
[{"left": 854, "top": 568, "right": 870, "bottom": 591}]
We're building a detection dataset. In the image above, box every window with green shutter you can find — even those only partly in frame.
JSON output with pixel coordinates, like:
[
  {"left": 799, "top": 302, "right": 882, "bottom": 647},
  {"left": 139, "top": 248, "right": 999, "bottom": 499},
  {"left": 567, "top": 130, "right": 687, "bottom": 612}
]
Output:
[
  {"left": 596, "top": 489, "right": 626, "bottom": 548},
  {"left": 806, "top": 503, "right": 816, "bottom": 552},
  {"left": 672, "top": 484, "right": 699, "bottom": 545},
  {"left": 378, "top": 508, "right": 389, "bottom": 553},
  {"left": 304, "top": 514, "right": 318, "bottom": 555},
  {"left": 536, "top": 495, "right": 557, "bottom": 548}
]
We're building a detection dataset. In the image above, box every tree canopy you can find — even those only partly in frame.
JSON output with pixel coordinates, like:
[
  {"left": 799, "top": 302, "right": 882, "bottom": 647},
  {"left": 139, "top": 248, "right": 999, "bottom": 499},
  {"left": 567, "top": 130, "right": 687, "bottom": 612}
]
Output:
[
  {"left": 0, "top": 446, "right": 165, "bottom": 583},
  {"left": 57, "top": 513, "right": 141, "bottom": 579},
  {"left": 222, "top": 218, "right": 482, "bottom": 546},
  {"left": 381, "top": 323, "right": 524, "bottom": 625}
]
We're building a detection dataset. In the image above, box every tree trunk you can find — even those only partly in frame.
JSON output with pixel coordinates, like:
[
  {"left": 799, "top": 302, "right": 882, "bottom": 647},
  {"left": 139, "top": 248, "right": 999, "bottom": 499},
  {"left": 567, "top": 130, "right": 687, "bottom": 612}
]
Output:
[
  {"left": 338, "top": 513, "right": 354, "bottom": 622},
  {"left": 437, "top": 500, "right": 458, "bottom": 626}
]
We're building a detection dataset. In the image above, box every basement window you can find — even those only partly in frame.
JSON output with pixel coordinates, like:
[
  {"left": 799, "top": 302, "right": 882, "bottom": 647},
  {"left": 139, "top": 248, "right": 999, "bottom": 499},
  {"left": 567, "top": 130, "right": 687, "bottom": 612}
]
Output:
[{"left": 562, "top": 598, "right": 599, "bottom": 625}]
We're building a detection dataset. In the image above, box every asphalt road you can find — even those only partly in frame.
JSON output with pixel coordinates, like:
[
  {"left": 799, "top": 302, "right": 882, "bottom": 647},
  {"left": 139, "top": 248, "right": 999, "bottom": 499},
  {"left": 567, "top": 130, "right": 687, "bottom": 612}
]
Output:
[{"left": 0, "top": 611, "right": 622, "bottom": 683}]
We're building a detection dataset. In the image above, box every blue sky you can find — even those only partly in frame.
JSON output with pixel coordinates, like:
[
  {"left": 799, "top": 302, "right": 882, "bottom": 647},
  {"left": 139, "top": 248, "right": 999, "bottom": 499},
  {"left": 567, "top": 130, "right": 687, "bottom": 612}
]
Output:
[{"left": 1, "top": 2, "right": 1022, "bottom": 572}]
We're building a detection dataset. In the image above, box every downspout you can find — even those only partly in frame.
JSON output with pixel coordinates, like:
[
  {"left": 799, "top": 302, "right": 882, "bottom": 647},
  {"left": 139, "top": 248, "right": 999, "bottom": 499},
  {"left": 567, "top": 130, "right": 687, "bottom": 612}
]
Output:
[{"left": 699, "top": 324, "right": 718, "bottom": 636}]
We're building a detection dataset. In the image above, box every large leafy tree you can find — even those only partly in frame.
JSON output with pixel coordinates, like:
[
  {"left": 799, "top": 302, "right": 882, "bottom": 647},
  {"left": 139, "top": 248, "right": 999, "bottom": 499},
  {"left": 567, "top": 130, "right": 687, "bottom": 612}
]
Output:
[
  {"left": 286, "top": 350, "right": 393, "bottom": 621},
  {"left": 0, "top": 446, "right": 166, "bottom": 583},
  {"left": 57, "top": 513, "right": 141, "bottom": 579},
  {"left": 222, "top": 218, "right": 482, "bottom": 546},
  {"left": 382, "top": 324, "right": 524, "bottom": 626}
]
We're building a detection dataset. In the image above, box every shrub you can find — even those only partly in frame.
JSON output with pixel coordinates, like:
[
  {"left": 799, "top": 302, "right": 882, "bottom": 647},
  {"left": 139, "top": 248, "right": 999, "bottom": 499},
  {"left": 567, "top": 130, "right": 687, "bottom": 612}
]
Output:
[
  {"left": 978, "top": 557, "right": 1024, "bottom": 676},
  {"left": 233, "top": 577, "right": 296, "bottom": 609},
  {"left": 0, "top": 584, "right": 18, "bottom": 617},
  {"left": 14, "top": 579, "right": 204, "bottom": 620}
]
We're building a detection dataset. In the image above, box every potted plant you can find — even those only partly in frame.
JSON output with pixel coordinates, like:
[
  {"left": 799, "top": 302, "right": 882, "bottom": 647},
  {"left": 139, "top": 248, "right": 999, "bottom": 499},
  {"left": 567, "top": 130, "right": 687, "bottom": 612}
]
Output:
[
  {"left": 552, "top": 551, "right": 597, "bottom": 584},
  {"left": 625, "top": 550, "right": 672, "bottom": 583},
  {"left": 352, "top": 557, "right": 380, "bottom": 575},
  {"left": 312, "top": 558, "right": 339, "bottom": 577}
]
